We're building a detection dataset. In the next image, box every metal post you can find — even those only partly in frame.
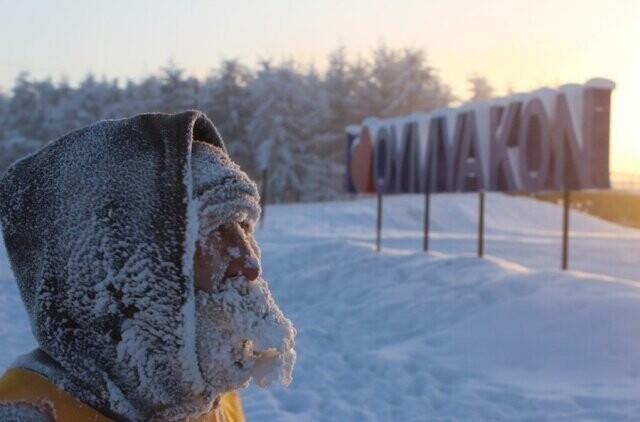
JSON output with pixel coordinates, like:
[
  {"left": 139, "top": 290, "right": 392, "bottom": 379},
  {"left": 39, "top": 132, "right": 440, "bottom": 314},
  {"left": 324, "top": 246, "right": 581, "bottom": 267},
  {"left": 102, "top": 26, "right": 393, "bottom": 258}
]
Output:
[
  {"left": 260, "top": 168, "right": 268, "bottom": 228},
  {"left": 423, "top": 191, "right": 431, "bottom": 252},
  {"left": 562, "top": 189, "right": 570, "bottom": 270},
  {"left": 376, "top": 194, "right": 383, "bottom": 253},
  {"left": 478, "top": 191, "right": 485, "bottom": 258}
]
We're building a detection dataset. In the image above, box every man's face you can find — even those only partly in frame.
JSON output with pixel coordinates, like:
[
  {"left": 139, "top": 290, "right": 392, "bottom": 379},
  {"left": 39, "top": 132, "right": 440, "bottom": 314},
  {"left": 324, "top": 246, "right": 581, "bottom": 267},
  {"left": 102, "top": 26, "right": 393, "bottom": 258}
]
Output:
[{"left": 192, "top": 219, "right": 296, "bottom": 395}]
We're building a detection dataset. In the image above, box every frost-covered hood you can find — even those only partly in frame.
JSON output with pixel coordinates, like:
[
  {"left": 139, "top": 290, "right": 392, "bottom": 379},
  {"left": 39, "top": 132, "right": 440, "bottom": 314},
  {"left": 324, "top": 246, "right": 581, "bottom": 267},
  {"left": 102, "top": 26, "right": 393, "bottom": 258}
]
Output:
[{"left": 0, "top": 111, "right": 248, "bottom": 419}]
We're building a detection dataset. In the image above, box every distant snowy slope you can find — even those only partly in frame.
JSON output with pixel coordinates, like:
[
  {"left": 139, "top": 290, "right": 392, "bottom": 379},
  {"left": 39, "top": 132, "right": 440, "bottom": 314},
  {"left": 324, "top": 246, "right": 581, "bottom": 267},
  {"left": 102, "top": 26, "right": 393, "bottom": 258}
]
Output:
[{"left": 2, "top": 194, "right": 640, "bottom": 420}]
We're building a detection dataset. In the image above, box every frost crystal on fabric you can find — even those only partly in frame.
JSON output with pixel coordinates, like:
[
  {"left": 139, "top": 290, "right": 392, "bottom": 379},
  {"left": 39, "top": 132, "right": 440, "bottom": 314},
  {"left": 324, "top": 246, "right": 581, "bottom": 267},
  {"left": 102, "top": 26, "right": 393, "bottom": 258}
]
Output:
[
  {"left": 0, "top": 403, "right": 53, "bottom": 421},
  {"left": 0, "top": 110, "right": 295, "bottom": 421},
  {"left": 191, "top": 141, "right": 260, "bottom": 240}
]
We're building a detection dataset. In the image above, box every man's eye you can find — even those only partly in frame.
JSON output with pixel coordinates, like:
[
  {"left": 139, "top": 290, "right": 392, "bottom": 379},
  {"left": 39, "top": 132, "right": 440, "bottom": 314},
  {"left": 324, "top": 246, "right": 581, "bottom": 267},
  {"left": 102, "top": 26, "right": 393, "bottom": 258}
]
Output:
[{"left": 240, "top": 221, "right": 252, "bottom": 232}]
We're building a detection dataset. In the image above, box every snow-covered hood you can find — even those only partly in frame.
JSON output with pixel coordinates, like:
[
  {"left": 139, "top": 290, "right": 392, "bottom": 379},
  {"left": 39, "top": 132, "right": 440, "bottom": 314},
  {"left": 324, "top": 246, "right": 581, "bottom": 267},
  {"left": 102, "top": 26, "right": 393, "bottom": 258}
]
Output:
[{"left": 0, "top": 111, "right": 249, "bottom": 419}]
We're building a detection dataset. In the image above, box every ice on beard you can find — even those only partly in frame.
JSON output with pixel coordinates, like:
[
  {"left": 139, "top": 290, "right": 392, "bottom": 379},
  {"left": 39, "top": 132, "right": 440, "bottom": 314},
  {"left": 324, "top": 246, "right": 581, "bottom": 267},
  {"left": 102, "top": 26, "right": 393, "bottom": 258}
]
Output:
[{"left": 195, "top": 274, "right": 296, "bottom": 394}]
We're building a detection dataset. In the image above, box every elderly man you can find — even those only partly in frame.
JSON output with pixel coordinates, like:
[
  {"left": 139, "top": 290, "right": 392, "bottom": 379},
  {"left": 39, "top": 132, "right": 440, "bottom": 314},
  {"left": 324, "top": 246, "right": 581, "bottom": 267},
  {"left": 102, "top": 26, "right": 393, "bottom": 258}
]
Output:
[{"left": 0, "top": 111, "right": 296, "bottom": 421}]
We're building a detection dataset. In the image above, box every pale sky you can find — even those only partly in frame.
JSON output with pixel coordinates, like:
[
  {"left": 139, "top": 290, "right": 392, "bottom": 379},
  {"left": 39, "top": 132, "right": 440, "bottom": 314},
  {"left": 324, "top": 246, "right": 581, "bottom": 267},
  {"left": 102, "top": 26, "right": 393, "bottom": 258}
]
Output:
[{"left": 1, "top": 0, "right": 638, "bottom": 173}]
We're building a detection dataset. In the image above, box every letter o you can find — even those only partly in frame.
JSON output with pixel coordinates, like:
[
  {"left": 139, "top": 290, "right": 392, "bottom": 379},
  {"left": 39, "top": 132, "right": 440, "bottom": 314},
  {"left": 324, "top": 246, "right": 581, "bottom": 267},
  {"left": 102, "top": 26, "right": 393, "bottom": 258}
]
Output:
[{"left": 518, "top": 98, "right": 551, "bottom": 191}]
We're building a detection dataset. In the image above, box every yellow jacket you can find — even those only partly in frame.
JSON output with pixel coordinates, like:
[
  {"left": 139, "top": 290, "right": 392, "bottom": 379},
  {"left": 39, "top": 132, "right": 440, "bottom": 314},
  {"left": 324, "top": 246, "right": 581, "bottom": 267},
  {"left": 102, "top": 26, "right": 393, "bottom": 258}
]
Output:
[{"left": 0, "top": 368, "right": 244, "bottom": 422}]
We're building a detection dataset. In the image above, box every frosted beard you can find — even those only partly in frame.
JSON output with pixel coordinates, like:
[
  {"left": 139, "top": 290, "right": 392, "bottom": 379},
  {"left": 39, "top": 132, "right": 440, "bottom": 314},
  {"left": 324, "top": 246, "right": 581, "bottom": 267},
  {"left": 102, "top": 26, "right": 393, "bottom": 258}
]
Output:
[{"left": 194, "top": 272, "right": 297, "bottom": 395}]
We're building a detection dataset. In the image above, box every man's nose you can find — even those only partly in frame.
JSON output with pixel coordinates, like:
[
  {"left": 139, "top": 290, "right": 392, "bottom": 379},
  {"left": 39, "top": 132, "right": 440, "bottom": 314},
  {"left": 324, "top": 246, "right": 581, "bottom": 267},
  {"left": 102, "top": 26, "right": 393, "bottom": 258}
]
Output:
[
  {"left": 224, "top": 226, "right": 259, "bottom": 281},
  {"left": 225, "top": 256, "right": 259, "bottom": 281}
]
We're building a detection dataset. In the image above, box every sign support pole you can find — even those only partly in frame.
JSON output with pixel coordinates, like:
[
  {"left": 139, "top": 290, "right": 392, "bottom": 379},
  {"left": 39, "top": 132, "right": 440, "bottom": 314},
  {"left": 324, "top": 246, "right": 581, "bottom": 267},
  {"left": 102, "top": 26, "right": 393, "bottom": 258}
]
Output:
[
  {"left": 423, "top": 190, "right": 431, "bottom": 251},
  {"left": 562, "top": 189, "right": 570, "bottom": 270},
  {"left": 478, "top": 191, "right": 485, "bottom": 258},
  {"left": 376, "top": 194, "right": 383, "bottom": 253}
]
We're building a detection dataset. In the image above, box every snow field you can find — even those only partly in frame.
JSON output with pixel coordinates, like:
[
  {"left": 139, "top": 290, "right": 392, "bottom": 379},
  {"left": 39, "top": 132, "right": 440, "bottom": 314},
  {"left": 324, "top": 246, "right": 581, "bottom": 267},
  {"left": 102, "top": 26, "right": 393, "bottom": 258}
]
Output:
[
  {"left": 2, "top": 193, "right": 640, "bottom": 420},
  {"left": 242, "top": 194, "right": 640, "bottom": 420}
]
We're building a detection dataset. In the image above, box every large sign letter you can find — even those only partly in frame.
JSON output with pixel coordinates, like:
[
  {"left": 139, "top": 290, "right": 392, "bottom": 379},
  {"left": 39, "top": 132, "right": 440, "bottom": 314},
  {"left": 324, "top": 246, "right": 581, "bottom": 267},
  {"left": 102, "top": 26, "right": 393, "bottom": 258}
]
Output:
[
  {"left": 453, "top": 111, "right": 484, "bottom": 192},
  {"left": 395, "top": 122, "right": 421, "bottom": 193},
  {"left": 553, "top": 94, "right": 588, "bottom": 190},
  {"left": 350, "top": 126, "right": 376, "bottom": 193},
  {"left": 374, "top": 126, "right": 397, "bottom": 194},
  {"left": 518, "top": 98, "right": 551, "bottom": 191}
]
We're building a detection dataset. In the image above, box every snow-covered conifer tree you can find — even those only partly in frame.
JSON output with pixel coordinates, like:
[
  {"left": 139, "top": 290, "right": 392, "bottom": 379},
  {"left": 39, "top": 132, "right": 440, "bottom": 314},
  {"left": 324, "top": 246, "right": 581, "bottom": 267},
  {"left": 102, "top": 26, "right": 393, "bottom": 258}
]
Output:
[
  {"left": 158, "top": 61, "right": 199, "bottom": 113},
  {"left": 200, "top": 60, "right": 255, "bottom": 177},
  {"left": 64, "top": 74, "right": 122, "bottom": 129},
  {"left": 248, "top": 61, "right": 333, "bottom": 202},
  {"left": 368, "top": 45, "right": 454, "bottom": 117},
  {"left": 468, "top": 74, "right": 494, "bottom": 100}
]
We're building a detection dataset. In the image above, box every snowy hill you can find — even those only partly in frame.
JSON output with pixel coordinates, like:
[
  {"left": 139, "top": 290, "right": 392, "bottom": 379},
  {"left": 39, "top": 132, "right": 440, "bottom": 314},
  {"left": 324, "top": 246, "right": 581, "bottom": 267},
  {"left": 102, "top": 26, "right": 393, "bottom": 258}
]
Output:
[{"left": 3, "top": 194, "right": 640, "bottom": 420}]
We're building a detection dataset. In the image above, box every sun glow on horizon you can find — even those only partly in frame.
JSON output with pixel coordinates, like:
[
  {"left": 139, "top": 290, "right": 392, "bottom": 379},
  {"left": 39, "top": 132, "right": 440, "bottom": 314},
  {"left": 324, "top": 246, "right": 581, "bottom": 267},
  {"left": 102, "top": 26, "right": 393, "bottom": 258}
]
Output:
[{"left": 0, "top": 0, "right": 638, "bottom": 174}]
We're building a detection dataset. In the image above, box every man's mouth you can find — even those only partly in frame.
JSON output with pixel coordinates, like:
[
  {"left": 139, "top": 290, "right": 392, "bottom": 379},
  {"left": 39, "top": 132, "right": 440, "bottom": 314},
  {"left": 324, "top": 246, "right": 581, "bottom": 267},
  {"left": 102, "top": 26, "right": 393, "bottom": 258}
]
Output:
[{"left": 235, "top": 338, "right": 286, "bottom": 387}]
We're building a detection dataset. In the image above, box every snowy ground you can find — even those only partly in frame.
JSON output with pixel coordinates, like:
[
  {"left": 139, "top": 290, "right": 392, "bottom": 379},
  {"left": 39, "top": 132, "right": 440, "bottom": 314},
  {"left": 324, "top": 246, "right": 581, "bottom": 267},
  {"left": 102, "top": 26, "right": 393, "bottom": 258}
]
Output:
[{"left": 2, "top": 194, "right": 640, "bottom": 420}]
